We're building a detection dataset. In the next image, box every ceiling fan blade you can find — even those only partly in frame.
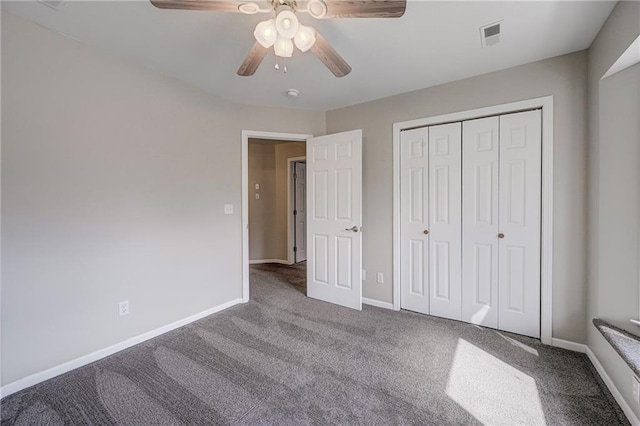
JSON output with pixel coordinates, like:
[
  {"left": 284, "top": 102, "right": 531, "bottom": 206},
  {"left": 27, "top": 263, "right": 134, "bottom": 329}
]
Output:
[
  {"left": 237, "top": 42, "right": 269, "bottom": 76},
  {"left": 150, "top": 0, "right": 243, "bottom": 12},
  {"left": 310, "top": 32, "right": 352, "bottom": 78},
  {"left": 324, "top": 0, "right": 406, "bottom": 18}
]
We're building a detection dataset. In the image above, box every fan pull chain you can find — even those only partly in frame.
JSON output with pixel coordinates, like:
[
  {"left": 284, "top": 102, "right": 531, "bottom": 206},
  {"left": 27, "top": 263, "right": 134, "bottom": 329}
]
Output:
[{"left": 274, "top": 57, "right": 288, "bottom": 74}]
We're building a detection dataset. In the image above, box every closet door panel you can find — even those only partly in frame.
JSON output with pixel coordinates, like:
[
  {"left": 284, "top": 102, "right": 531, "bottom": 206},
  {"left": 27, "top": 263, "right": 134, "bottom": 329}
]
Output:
[
  {"left": 400, "top": 128, "right": 430, "bottom": 314},
  {"left": 462, "top": 117, "right": 499, "bottom": 328},
  {"left": 498, "top": 110, "right": 542, "bottom": 338},
  {"left": 428, "top": 123, "right": 462, "bottom": 320}
]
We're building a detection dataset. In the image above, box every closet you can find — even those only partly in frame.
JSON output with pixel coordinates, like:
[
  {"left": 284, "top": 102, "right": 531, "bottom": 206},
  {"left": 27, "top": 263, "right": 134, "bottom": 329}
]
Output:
[{"left": 400, "top": 109, "right": 542, "bottom": 338}]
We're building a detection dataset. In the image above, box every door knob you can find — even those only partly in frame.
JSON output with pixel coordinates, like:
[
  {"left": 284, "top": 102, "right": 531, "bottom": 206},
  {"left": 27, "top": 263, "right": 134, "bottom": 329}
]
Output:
[
  {"left": 345, "top": 226, "right": 360, "bottom": 232},
  {"left": 498, "top": 233, "right": 505, "bottom": 239},
  {"left": 423, "top": 230, "right": 429, "bottom": 235}
]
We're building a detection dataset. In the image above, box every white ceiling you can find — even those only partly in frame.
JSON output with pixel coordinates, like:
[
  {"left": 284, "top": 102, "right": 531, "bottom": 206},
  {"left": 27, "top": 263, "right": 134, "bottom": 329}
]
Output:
[{"left": 3, "top": 0, "right": 616, "bottom": 110}]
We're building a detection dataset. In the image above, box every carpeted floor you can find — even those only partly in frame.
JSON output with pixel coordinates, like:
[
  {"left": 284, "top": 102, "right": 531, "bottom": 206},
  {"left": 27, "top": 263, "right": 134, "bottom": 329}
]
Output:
[{"left": 1, "top": 263, "right": 628, "bottom": 425}]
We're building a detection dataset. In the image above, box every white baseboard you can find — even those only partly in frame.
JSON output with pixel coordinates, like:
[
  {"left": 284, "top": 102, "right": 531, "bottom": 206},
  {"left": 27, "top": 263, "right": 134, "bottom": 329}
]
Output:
[
  {"left": 551, "top": 338, "right": 587, "bottom": 353},
  {"left": 249, "top": 259, "right": 290, "bottom": 265},
  {"left": 0, "top": 298, "right": 243, "bottom": 399},
  {"left": 363, "top": 297, "right": 394, "bottom": 310},
  {"left": 586, "top": 347, "right": 640, "bottom": 426}
]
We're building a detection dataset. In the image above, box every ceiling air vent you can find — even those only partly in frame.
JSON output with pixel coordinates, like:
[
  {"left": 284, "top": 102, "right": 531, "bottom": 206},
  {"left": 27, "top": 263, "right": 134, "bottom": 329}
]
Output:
[
  {"left": 480, "top": 22, "right": 502, "bottom": 48},
  {"left": 37, "top": 0, "right": 65, "bottom": 10}
]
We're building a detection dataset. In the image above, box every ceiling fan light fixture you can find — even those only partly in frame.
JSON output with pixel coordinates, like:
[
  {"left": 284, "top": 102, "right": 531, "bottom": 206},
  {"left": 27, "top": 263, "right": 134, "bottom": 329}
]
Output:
[
  {"left": 307, "top": 0, "right": 327, "bottom": 19},
  {"left": 275, "top": 10, "right": 299, "bottom": 39},
  {"left": 254, "top": 19, "right": 277, "bottom": 48},
  {"left": 294, "top": 25, "right": 316, "bottom": 52},
  {"left": 274, "top": 36, "right": 294, "bottom": 58}
]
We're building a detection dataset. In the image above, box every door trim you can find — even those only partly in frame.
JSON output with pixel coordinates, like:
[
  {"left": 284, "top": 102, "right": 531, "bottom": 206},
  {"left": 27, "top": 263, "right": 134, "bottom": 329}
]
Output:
[
  {"left": 392, "top": 96, "right": 554, "bottom": 344},
  {"left": 241, "top": 131, "right": 313, "bottom": 303},
  {"left": 288, "top": 156, "right": 306, "bottom": 264}
]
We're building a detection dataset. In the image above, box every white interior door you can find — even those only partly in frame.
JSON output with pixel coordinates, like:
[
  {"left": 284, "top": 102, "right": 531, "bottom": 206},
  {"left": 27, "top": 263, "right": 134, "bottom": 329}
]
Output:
[
  {"left": 306, "top": 130, "right": 362, "bottom": 310},
  {"left": 400, "top": 128, "right": 430, "bottom": 314},
  {"left": 462, "top": 116, "right": 500, "bottom": 328},
  {"left": 294, "top": 162, "right": 307, "bottom": 263},
  {"left": 428, "top": 123, "right": 463, "bottom": 320},
  {"left": 497, "top": 110, "right": 542, "bottom": 338}
]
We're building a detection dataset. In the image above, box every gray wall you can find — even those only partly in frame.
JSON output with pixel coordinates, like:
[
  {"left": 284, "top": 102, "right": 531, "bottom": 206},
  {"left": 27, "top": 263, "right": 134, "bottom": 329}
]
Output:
[
  {"left": 0, "top": 13, "right": 325, "bottom": 386},
  {"left": 586, "top": 0, "right": 640, "bottom": 419},
  {"left": 248, "top": 141, "right": 277, "bottom": 261},
  {"left": 248, "top": 140, "right": 305, "bottom": 261},
  {"left": 327, "top": 51, "right": 589, "bottom": 343}
]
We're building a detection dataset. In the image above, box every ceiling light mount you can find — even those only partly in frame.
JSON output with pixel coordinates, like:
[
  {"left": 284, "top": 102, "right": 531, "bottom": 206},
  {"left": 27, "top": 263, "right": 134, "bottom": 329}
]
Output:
[
  {"left": 306, "top": 0, "right": 327, "bottom": 19},
  {"left": 286, "top": 88, "right": 300, "bottom": 97}
]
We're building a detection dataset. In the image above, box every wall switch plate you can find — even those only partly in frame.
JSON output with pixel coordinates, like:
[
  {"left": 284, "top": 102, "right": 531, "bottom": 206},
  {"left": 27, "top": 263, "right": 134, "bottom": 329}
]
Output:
[
  {"left": 119, "top": 300, "right": 129, "bottom": 316},
  {"left": 255, "top": 193, "right": 260, "bottom": 200},
  {"left": 362, "top": 270, "right": 366, "bottom": 281},
  {"left": 376, "top": 272, "right": 384, "bottom": 283},
  {"left": 224, "top": 204, "right": 233, "bottom": 215},
  {"left": 255, "top": 184, "right": 260, "bottom": 190},
  {"left": 633, "top": 376, "right": 640, "bottom": 406}
]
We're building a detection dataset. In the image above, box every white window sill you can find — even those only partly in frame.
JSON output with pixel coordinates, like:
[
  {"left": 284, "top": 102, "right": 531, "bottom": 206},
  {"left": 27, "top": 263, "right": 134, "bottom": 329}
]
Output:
[{"left": 631, "top": 319, "right": 640, "bottom": 327}]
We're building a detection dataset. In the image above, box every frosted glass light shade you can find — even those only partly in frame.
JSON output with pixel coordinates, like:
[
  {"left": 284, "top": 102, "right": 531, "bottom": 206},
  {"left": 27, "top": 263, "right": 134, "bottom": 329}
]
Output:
[
  {"left": 274, "top": 37, "right": 294, "bottom": 58},
  {"left": 254, "top": 19, "right": 277, "bottom": 48},
  {"left": 294, "top": 25, "right": 316, "bottom": 52},
  {"left": 275, "top": 10, "right": 299, "bottom": 40}
]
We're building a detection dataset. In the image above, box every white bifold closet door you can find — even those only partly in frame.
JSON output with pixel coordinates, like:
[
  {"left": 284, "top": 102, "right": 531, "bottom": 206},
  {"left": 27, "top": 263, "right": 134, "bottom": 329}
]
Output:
[
  {"left": 461, "top": 110, "right": 541, "bottom": 337},
  {"left": 400, "top": 123, "right": 462, "bottom": 320},
  {"left": 461, "top": 116, "right": 500, "bottom": 328},
  {"left": 497, "top": 110, "right": 542, "bottom": 337},
  {"left": 400, "top": 127, "right": 430, "bottom": 314},
  {"left": 428, "top": 123, "right": 462, "bottom": 320}
]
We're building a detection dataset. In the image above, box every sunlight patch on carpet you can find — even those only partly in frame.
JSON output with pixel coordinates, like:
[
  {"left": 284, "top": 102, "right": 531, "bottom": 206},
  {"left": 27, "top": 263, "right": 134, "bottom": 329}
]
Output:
[{"left": 445, "top": 338, "right": 545, "bottom": 425}]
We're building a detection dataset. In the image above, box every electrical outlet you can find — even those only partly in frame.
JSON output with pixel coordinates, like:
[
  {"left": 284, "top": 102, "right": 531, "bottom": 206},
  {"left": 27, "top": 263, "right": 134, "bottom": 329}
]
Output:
[
  {"left": 362, "top": 270, "right": 367, "bottom": 281},
  {"left": 255, "top": 193, "right": 260, "bottom": 200},
  {"left": 255, "top": 184, "right": 260, "bottom": 190},
  {"left": 376, "top": 272, "right": 384, "bottom": 283},
  {"left": 224, "top": 204, "right": 233, "bottom": 215},
  {"left": 119, "top": 300, "right": 129, "bottom": 316},
  {"left": 633, "top": 376, "right": 640, "bottom": 406}
]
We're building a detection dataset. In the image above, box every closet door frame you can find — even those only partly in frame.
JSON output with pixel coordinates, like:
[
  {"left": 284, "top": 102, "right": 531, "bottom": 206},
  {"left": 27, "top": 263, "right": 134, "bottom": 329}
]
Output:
[{"left": 392, "top": 96, "right": 554, "bottom": 345}]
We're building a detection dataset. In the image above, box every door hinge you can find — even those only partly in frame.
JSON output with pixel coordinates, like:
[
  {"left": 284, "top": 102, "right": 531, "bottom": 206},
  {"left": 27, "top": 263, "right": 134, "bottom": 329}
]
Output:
[
  {"left": 293, "top": 210, "right": 297, "bottom": 215},
  {"left": 293, "top": 246, "right": 297, "bottom": 252}
]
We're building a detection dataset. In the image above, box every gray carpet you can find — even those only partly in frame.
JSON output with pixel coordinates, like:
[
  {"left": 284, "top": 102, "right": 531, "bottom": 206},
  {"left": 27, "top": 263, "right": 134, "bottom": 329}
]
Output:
[{"left": 1, "top": 263, "right": 628, "bottom": 425}]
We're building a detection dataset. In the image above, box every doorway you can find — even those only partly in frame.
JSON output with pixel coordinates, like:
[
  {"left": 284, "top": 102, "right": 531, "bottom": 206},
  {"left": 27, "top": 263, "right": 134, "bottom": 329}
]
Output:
[
  {"left": 242, "top": 129, "right": 364, "bottom": 310},
  {"left": 242, "top": 131, "right": 312, "bottom": 303}
]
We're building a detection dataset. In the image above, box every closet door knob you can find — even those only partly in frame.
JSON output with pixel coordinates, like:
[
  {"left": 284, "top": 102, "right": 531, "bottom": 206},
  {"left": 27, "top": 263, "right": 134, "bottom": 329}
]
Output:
[
  {"left": 498, "top": 233, "right": 505, "bottom": 239},
  {"left": 423, "top": 230, "right": 429, "bottom": 235}
]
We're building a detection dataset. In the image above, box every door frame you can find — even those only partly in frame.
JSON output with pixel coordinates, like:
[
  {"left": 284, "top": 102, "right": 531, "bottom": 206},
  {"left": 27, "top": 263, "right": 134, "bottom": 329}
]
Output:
[
  {"left": 242, "top": 131, "right": 313, "bottom": 303},
  {"left": 288, "top": 156, "right": 307, "bottom": 264},
  {"left": 392, "top": 96, "right": 554, "bottom": 344}
]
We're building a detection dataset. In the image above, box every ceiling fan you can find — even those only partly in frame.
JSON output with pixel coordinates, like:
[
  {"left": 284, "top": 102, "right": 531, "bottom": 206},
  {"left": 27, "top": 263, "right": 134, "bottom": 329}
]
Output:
[{"left": 150, "top": 0, "right": 406, "bottom": 78}]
